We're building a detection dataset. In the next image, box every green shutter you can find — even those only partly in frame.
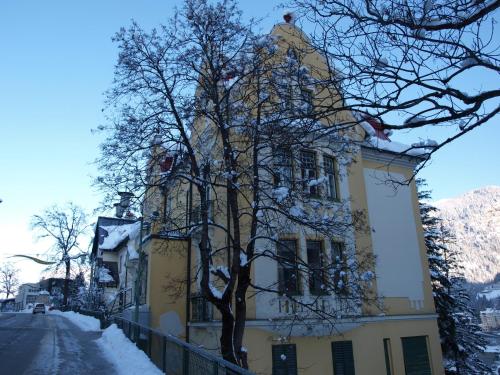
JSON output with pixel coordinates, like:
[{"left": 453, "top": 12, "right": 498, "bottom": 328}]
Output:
[
  {"left": 332, "top": 341, "right": 355, "bottom": 375},
  {"left": 383, "top": 339, "right": 393, "bottom": 375},
  {"left": 401, "top": 336, "right": 432, "bottom": 375},
  {"left": 272, "top": 344, "right": 297, "bottom": 375}
]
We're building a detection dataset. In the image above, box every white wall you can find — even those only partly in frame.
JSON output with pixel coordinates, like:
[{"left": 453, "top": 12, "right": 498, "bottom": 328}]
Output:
[
  {"left": 253, "top": 161, "right": 356, "bottom": 320},
  {"left": 363, "top": 168, "right": 424, "bottom": 308}
]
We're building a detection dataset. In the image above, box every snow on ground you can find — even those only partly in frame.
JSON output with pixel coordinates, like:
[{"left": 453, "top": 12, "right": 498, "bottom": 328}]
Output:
[
  {"left": 18, "top": 307, "right": 34, "bottom": 313},
  {"left": 50, "top": 311, "right": 162, "bottom": 374},
  {"left": 49, "top": 310, "right": 101, "bottom": 331},
  {"left": 96, "top": 324, "right": 163, "bottom": 375}
]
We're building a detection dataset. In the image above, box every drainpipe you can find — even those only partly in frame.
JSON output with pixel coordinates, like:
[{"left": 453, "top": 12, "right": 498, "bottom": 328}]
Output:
[
  {"left": 185, "top": 236, "right": 192, "bottom": 343},
  {"left": 185, "top": 181, "right": 193, "bottom": 343},
  {"left": 133, "top": 216, "right": 145, "bottom": 326}
]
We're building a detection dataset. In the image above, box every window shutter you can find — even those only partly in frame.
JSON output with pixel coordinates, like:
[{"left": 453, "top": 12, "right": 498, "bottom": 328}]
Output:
[
  {"left": 332, "top": 341, "right": 355, "bottom": 375},
  {"left": 401, "top": 336, "right": 432, "bottom": 375},
  {"left": 272, "top": 344, "right": 297, "bottom": 375}
]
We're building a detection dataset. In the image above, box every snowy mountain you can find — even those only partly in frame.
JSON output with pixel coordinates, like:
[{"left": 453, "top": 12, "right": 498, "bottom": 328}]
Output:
[{"left": 434, "top": 186, "right": 500, "bottom": 283}]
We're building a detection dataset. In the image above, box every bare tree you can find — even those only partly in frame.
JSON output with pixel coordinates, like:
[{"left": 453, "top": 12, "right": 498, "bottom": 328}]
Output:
[
  {"left": 291, "top": 0, "right": 499, "bottom": 167},
  {"left": 0, "top": 263, "right": 20, "bottom": 299},
  {"left": 97, "top": 0, "right": 377, "bottom": 367},
  {"left": 30, "top": 203, "right": 90, "bottom": 306}
]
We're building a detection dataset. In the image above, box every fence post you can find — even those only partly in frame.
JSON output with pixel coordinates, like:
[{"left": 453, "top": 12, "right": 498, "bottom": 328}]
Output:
[
  {"left": 148, "top": 329, "right": 152, "bottom": 357},
  {"left": 183, "top": 346, "right": 189, "bottom": 375},
  {"left": 134, "top": 324, "right": 140, "bottom": 345},
  {"left": 212, "top": 360, "right": 219, "bottom": 375},
  {"left": 162, "top": 336, "right": 167, "bottom": 373}
]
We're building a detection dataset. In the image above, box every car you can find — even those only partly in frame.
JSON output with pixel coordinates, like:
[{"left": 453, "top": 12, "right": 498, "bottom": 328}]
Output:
[{"left": 32, "top": 303, "right": 46, "bottom": 314}]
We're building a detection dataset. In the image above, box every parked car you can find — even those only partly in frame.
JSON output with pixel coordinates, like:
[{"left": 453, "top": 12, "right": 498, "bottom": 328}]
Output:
[{"left": 32, "top": 303, "right": 46, "bottom": 314}]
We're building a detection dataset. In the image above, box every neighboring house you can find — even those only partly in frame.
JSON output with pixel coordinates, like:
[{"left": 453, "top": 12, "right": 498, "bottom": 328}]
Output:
[
  {"left": 481, "top": 309, "right": 500, "bottom": 331},
  {"left": 0, "top": 298, "right": 16, "bottom": 312},
  {"left": 15, "top": 283, "right": 40, "bottom": 309},
  {"left": 102, "top": 19, "right": 444, "bottom": 375},
  {"left": 38, "top": 277, "right": 75, "bottom": 307},
  {"left": 37, "top": 290, "right": 50, "bottom": 305},
  {"left": 90, "top": 216, "right": 145, "bottom": 319}
]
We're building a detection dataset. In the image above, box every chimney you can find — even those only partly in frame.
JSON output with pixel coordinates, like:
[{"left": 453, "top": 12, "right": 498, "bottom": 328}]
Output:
[{"left": 115, "top": 192, "right": 134, "bottom": 218}]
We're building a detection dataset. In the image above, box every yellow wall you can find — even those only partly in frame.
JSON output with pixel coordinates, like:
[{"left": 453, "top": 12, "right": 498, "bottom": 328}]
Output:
[
  {"left": 145, "top": 237, "right": 189, "bottom": 339},
  {"left": 191, "top": 317, "right": 443, "bottom": 375}
]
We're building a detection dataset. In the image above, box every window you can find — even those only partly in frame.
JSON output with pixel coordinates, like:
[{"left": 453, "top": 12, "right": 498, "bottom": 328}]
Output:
[
  {"left": 300, "top": 88, "right": 314, "bottom": 114},
  {"left": 331, "top": 341, "right": 355, "bottom": 375},
  {"left": 383, "top": 339, "right": 393, "bottom": 375},
  {"left": 274, "top": 147, "right": 293, "bottom": 189},
  {"left": 190, "top": 186, "right": 214, "bottom": 223},
  {"left": 306, "top": 240, "right": 326, "bottom": 295},
  {"left": 277, "top": 240, "right": 300, "bottom": 295},
  {"left": 301, "top": 151, "right": 318, "bottom": 196},
  {"left": 191, "top": 293, "right": 213, "bottom": 322},
  {"left": 401, "top": 336, "right": 432, "bottom": 375},
  {"left": 272, "top": 344, "right": 297, "bottom": 375},
  {"left": 331, "top": 241, "right": 348, "bottom": 294},
  {"left": 324, "top": 156, "right": 339, "bottom": 200}
]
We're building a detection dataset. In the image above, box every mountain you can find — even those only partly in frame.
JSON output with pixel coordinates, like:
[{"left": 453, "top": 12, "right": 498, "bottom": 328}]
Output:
[{"left": 434, "top": 186, "right": 500, "bottom": 283}]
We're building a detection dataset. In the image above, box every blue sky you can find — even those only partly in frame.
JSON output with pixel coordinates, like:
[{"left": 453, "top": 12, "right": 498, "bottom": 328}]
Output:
[{"left": 0, "top": 0, "right": 498, "bottom": 284}]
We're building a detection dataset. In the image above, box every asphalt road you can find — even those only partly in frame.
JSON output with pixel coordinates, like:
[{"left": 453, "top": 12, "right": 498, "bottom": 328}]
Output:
[{"left": 0, "top": 312, "right": 116, "bottom": 375}]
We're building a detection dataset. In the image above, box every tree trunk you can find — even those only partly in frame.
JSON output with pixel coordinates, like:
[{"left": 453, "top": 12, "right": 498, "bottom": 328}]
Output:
[
  {"left": 219, "top": 300, "right": 238, "bottom": 364},
  {"left": 63, "top": 260, "right": 70, "bottom": 306}
]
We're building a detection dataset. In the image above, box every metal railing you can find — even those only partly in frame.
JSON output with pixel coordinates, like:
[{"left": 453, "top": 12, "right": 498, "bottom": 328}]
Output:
[
  {"left": 107, "top": 287, "right": 134, "bottom": 316},
  {"left": 112, "top": 316, "right": 254, "bottom": 375}
]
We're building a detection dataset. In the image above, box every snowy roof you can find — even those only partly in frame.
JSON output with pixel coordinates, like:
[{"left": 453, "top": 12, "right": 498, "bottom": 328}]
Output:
[
  {"left": 364, "top": 136, "right": 429, "bottom": 158},
  {"left": 99, "top": 221, "right": 141, "bottom": 260},
  {"left": 91, "top": 216, "right": 137, "bottom": 256},
  {"left": 356, "top": 113, "right": 430, "bottom": 159}
]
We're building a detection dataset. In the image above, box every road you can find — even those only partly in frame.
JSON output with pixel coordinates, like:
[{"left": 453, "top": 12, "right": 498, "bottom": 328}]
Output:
[{"left": 0, "top": 312, "right": 117, "bottom": 375}]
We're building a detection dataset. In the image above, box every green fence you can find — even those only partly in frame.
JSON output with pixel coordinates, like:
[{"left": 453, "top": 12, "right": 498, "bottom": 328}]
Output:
[{"left": 112, "top": 316, "right": 254, "bottom": 375}]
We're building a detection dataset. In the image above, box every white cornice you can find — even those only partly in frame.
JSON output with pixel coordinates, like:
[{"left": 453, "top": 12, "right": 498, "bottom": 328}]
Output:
[
  {"left": 189, "top": 313, "right": 438, "bottom": 337},
  {"left": 361, "top": 146, "right": 424, "bottom": 169}
]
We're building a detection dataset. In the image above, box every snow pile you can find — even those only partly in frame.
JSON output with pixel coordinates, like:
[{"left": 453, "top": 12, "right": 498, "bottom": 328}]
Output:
[
  {"left": 50, "top": 310, "right": 101, "bottom": 331},
  {"left": 98, "top": 267, "right": 114, "bottom": 283},
  {"left": 272, "top": 187, "right": 289, "bottom": 203},
  {"left": 411, "top": 139, "right": 438, "bottom": 148},
  {"left": 96, "top": 324, "right": 163, "bottom": 375},
  {"left": 358, "top": 119, "right": 376, "bottom": 136}
]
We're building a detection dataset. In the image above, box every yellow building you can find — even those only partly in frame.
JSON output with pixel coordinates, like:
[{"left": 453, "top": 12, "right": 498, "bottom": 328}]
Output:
[{"left": 136, "top": 19, "right": 444, "bottom": 375}]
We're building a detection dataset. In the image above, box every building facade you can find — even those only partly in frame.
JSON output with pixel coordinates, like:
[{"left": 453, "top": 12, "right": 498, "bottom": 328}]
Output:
[{"left": 101, "top": 20, "right": 444, "bottom": 375}]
